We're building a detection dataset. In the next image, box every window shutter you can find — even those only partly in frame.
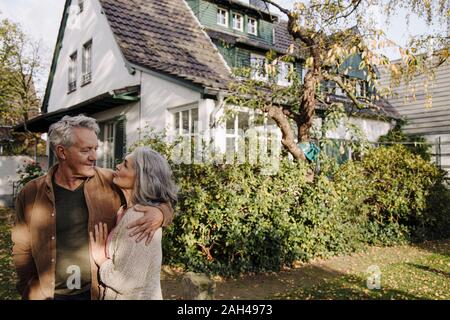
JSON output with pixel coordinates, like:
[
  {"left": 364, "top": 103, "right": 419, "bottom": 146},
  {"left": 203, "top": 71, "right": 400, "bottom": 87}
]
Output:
[
  {"left": 114, "top": 117, "right": 126, "bottom": 166},
  {"left": 236, "top": 48, "right": 250, "bottom": 68}
]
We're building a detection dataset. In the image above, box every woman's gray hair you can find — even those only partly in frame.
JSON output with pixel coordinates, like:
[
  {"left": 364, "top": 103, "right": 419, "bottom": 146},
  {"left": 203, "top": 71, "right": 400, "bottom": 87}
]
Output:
[
  {"left": 131, "top": 146, "right": 178, "bottom": 207},
  {"left": 48, "top": 115, "right": 100, "bottom": 152}
]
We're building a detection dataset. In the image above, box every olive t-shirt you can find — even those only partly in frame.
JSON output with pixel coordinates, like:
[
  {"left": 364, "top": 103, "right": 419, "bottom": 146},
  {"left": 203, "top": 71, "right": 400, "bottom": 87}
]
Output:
[{"left": 53, "top": 176, "right": 91, "bottom": 296}]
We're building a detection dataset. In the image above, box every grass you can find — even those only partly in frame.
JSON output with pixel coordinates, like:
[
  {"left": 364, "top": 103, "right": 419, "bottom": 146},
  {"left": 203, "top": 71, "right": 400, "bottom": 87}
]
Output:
[{"left": 274, "top": 241, "right": 450, "bottom": 300}]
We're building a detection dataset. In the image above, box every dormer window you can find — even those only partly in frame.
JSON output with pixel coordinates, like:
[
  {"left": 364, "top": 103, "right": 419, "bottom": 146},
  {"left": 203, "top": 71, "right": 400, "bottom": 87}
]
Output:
[
  {"left": 248, "top": 18, "right": 257, "bottom": 35},
  {"left": 232, "top": 13, "right": 244, "bottom": 31},
  {"left": 217, "top": 8, "right": 228, "bottom": 27}
]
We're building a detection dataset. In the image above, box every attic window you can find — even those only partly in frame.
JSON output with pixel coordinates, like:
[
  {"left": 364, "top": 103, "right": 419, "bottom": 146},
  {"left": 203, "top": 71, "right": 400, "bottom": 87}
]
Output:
[
  {"left": 68, "top": 51, "right": 77, "bottom": 93},
  {"left": 248, "top": 18, "right": 257, "bottom": 35},
  {"left": 232, "top": 13, "right": 244, "bottom": 32},
  {"left": 217, "top": 8, "right": 228, "bottom": 27},
  {"left": 82, "top": 40, "right": 92, "bottom": 85},
  {"left": 78, "top": 0, "right": 84, "bottom": 13}
]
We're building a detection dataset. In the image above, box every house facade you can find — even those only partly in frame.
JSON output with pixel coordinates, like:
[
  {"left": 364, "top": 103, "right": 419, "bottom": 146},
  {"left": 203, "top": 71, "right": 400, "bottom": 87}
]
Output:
[
  {"left": 19, "top": 0, "right": 398, "bottom": 169},
  {"left": 380, "top": 58, "right": 450, "bottom": 175}
]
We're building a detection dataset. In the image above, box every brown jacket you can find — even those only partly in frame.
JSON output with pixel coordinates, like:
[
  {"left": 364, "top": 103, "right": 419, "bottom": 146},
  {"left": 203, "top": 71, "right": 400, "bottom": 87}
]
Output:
[{"left": 11, "top": 164, "right": 174, "bottom": 300}]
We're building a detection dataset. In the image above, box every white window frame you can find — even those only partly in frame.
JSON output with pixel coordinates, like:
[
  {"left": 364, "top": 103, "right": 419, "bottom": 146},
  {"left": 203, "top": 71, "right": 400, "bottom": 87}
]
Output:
[
  {"left": 169, "top": 104, "right": 199, "bottom": 163},
  {"left": 226, "top": 109, "right": 250, "bottom": 154},
  {"left": 98, "top": 121, "right": 116, "bottom": 169},
  {"left": 172, "top": 106, "right": 199, "bottom": 137},
  {"left": 277, "top": 61, "right": 294, "bottom": 86},
  {"left": 68, "top": 51, "right": 77, "bottom": 93},
  {"left": 247, "top": 18, "right": 257, "bottom": 35},
  {"left": 225, "top": 108, "right": 280, "bottom": 154},
  {"left": 250, "top": 53, "right": 268, "bottom": 81},
  {"left": 356, "top": 80, "right": 367, "bottom": 98},
  {"left": 301, "top": 66, "right": 308, "bottom": 84},
  {"left": 217, "top": 8, "right": 228, "bottom": 27},
  {"left": 81, "top": 39, "right": 92, "bottom": 85},
  {"left": 232, "top": 13, "right": 244, "bottom": 32},
  {"left": 355, "top": 81, "right": 361, "bottom": 97}
]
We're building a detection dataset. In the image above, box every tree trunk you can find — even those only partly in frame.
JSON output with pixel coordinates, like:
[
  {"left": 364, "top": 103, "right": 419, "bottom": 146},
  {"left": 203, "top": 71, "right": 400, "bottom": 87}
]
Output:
[
  {"left": 266, "top": 105, "right": 306, "bottom": 161},
  {"left": 286, "top": 14, "right": 322, "bottom": 144},
  {"left": 297, "top": 71, "right": 317, "bottom": 143}
]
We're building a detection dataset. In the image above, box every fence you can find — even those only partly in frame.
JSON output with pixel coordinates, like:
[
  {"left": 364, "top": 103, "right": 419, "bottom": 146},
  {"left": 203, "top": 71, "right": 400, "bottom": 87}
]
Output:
[{"left": 375, "top": 138, "right": 450, "bottom": 180}]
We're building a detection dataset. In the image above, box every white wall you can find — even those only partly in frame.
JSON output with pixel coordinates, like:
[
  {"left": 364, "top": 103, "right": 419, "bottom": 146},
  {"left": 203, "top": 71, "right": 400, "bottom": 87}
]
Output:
[
  {"left": 325, "top": 117, "right": 392, "bottom": 142},
  {"left": 47, "top": 0, "right": 139, "bottom": 112},
  {"left": 88, "top": 70, "right": 203, "bottom": 151},
  {"left": 140, "top": 72, "right": 202, "bottom": 145}
]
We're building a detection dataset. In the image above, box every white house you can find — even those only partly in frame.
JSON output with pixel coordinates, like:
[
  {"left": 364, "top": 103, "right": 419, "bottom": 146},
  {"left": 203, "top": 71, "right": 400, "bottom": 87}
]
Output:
[{"left": 17, "top": 0, "right": 399, "bottom": 169}]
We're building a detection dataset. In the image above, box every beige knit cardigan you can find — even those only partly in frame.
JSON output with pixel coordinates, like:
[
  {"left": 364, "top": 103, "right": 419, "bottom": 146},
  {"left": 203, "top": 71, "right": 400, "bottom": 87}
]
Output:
[{"left": 99, "top": 207, "right": 163, "bottom": 300}]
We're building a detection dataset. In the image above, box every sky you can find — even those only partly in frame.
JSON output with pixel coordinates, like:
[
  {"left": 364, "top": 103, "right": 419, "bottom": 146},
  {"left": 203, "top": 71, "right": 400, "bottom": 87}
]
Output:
[
  {"left": 0, "top": 0, "right": 65, "bottom": 56},
  {"left": 0, "top": 0, "right": 446, "bottom": 95}
]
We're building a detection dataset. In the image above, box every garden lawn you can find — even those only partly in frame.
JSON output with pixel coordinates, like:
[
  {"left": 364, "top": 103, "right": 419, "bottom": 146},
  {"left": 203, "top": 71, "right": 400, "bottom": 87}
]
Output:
[{"left": 276, "top": 243, "right": 449, "bottom": 300}]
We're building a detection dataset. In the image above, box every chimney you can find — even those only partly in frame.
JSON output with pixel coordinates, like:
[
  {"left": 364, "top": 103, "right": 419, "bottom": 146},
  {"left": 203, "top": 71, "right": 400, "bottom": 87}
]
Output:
[{"left": 249, "top": 0, "right": 268, "bottom": 11}]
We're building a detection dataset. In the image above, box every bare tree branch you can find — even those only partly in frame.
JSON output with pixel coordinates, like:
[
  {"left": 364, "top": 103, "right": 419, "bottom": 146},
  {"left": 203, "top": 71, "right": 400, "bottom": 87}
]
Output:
[{"left": 259, "top": 0, "right": 290, "bottom": 16}]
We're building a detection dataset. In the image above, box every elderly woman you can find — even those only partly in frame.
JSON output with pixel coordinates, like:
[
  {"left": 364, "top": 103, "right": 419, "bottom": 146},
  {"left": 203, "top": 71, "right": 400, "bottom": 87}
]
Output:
[{"left": 89, "top": 147, "right": 177, "bottom": 300}]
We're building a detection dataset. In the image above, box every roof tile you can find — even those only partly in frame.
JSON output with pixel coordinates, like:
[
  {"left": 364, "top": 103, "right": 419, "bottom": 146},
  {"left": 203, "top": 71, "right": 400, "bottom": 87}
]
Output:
[{"left": 99, "top": 0, "right": 232, "bottom": 89}]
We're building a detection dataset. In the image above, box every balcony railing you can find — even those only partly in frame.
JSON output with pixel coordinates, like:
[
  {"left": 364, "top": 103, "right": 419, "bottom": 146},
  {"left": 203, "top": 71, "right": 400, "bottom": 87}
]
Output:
[
  {"left": 81, "top": 72, "right": 92, "bottom": 85},
  {"left": 68, "top": 80, "right": 77, "bottom": 93}
]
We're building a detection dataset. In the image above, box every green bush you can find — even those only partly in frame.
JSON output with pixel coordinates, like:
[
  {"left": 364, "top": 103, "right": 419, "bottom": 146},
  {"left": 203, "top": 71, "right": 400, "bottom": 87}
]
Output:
[
  {"left": 137, "top": 133, "right": 450, "bottom": 276},
  {"left": 163, "top": 161, "right": 311, "bottom": 275},
  {"left": 360, "top": 145, "right": 441, "bottom": 224},
  {"left": 377, "top": 123, "right": 432, "bottom": 161},
  {"left": 15, "top": 161, "right": 45, "bottom": 193},
  {"left": 335, "top": 145, "right": 449, "bottom": 244}
]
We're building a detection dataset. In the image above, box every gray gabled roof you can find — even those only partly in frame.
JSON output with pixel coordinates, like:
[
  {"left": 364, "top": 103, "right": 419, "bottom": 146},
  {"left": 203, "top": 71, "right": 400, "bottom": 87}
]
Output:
[
  {"left": 273, "top": 20, "right": 300, "bottom": 55},
  {"left": 99, "top": 0, "right": 233, "bottom": 90}
]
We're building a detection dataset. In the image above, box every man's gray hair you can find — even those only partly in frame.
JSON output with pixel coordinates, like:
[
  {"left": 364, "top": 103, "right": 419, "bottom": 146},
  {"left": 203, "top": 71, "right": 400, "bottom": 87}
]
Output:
[
  {"left": 48, "top": 115, "right": 100, "bottom": 152},
  {"left": 131, "top": 146, "right": 178, "bottom": 207}
]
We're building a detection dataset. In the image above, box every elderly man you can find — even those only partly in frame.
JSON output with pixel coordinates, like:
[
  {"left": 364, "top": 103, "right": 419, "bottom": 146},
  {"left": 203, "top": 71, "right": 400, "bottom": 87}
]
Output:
[{"left": 12, "top": 115, "right": 174, "bottom": 300}]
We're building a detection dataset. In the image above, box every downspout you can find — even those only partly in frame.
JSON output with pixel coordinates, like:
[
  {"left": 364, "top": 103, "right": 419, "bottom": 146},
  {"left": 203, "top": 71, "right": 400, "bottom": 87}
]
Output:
[
  {"left": 209, "top": 90, "right": 227, "bottom": 129},
  {"left": 139, "top": 70, "right": 142, "bottom": 141}
]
